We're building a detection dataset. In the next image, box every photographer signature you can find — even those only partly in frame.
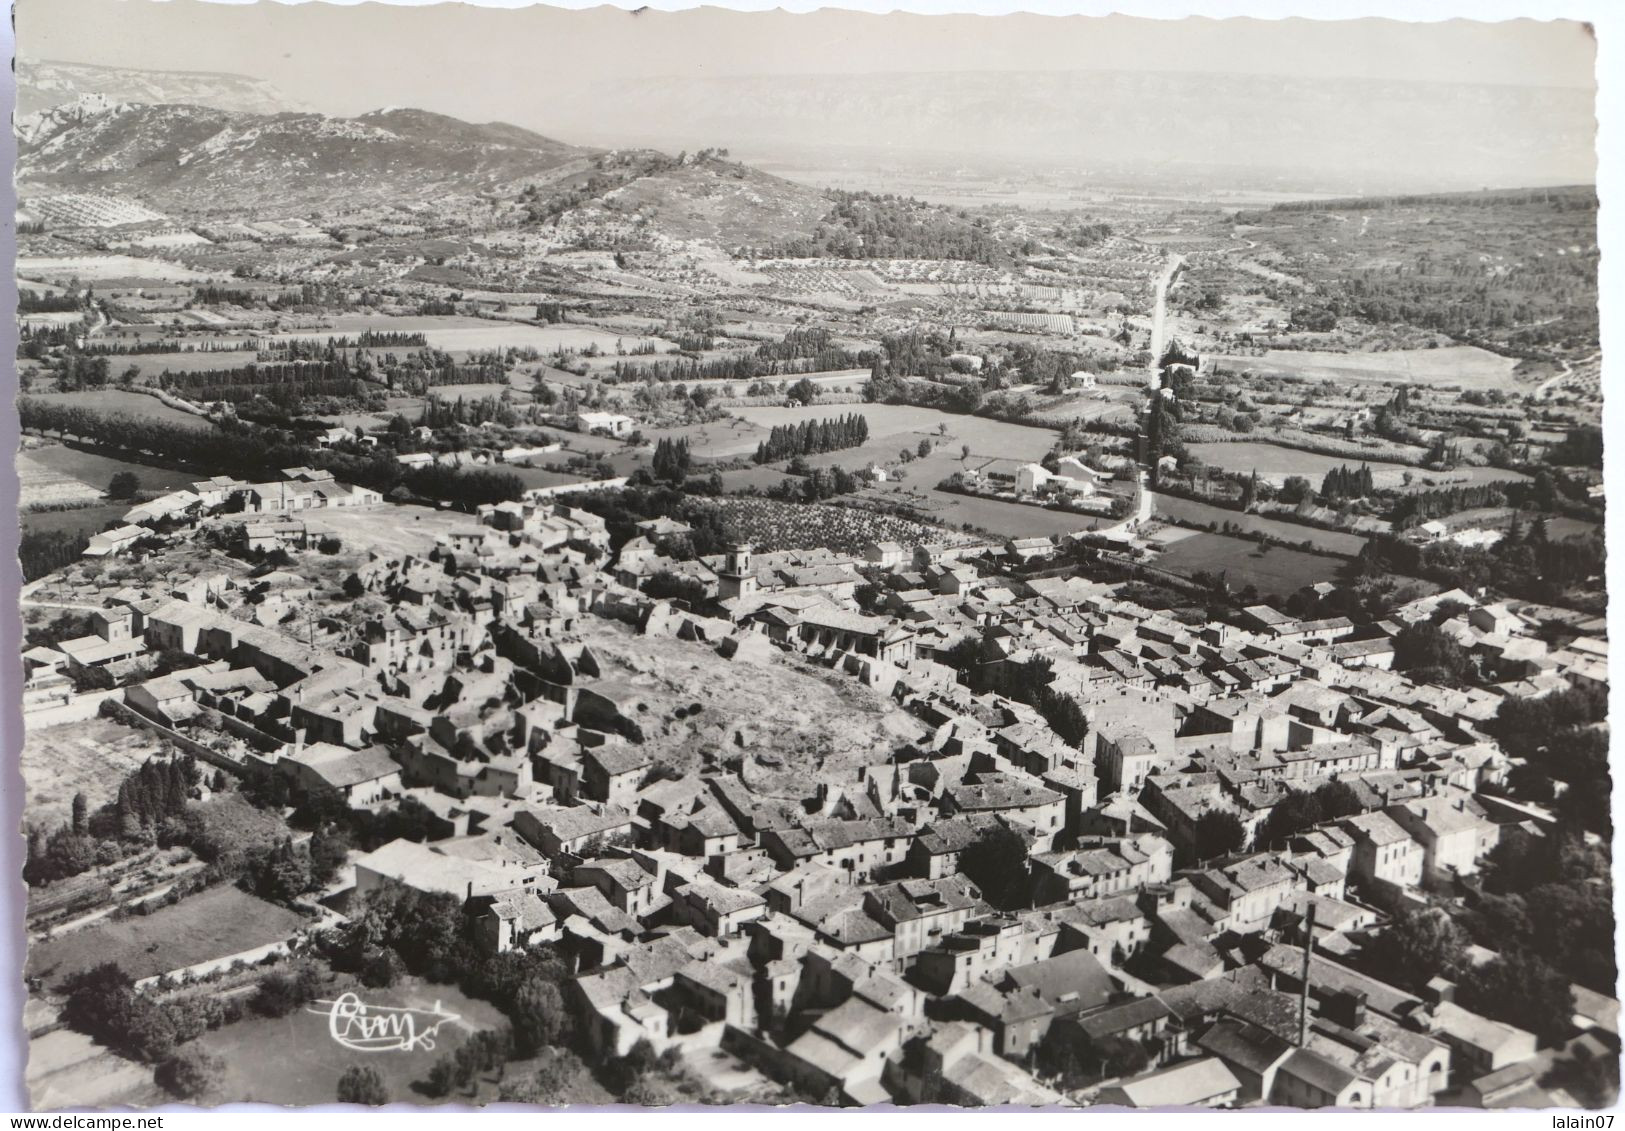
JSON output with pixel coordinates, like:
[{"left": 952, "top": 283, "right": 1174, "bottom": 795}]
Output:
[{"left": 307, "top": 992, "right": 461, "bottom": 1053}]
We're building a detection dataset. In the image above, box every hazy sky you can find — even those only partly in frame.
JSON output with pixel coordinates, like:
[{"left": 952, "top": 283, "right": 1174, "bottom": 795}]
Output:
[
  {"left": 14, "top": 1, "right": 1598, "bottom": 190},
  {"left": 17, "top": 0, "right": 1598, "bottom": 123}
]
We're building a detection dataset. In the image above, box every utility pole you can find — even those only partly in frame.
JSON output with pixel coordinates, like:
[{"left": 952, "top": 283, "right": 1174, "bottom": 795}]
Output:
[{"left": 1298, "top": 901, "right": 1317, "bottom": 1047}]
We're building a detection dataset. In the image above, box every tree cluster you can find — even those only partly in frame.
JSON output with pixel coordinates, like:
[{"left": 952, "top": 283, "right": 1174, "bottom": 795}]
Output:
[
  {"left": 61, "top": 961, "right": 253, "bottom": 1066},
  {"left": 1357, "top": 522, "right": 1605, "bottom": 607},
  {"left": 1391, "top": 622, "right": 1475, "bottom": 686},
  {"left": 1251, "top": 781, "right": 1365, "bottom": 850},
  {"left": 651, "top": 437, "right": 692, "bottom": 483},
  {"left": 1488, "top": 683, "right": 1611, "bottom": 835},
  {"left": 1319, "top": 464, "right": 1376, "bottom": 501},
  {"left": 753, "top": 413, "right": 870, "bottom": 464},
  {"left": 766, "top": 190, "right": 1008, "bottom": 266},
  {"left": 160, "top": 360, "right": 368, "bottom": 409}
]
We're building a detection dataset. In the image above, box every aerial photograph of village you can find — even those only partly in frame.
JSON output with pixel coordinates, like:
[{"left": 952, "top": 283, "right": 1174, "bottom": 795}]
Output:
[{"left": 10, "top": 0, "right": 1613, "bottom": 1112}]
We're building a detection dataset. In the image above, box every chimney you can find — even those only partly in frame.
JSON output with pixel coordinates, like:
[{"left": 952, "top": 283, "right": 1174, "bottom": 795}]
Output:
[
  {"left": 1425, "top": 977, "right": 1457, "bottom": 1006},
  {"left": 1326, "top": 989, "right": 1367, "bottom": 1031}
]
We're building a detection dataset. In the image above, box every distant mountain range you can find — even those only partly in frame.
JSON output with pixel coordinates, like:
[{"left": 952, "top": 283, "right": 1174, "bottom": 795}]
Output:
[
  {"left": 14, "top": 58, "right": 1596, "bottom": 224},
  {"left": 17, "top": 102, "right": 594, "bottom": 213},
  {"left": 13, "top": 62, "right": 846, "bottom": 242},
  {"left": 17, "top": 58, "right": 312, "bottom": 117},
  {"left": 546, "top": 70, "right": 1598, "bottom": 194}
]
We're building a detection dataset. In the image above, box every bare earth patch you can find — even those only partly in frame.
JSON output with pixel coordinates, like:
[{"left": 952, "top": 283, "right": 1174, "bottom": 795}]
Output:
[
  {"left": 22, "top": 716, "right": 164, "bottom": 830},
  {"left": 580, "top": 619, "right": 928, "bottom": 781}
]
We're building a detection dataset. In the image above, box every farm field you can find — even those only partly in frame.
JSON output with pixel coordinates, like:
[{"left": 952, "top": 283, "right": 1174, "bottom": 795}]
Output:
[
  {"left": 1390, "top": 465, "right": 1531, "bottom": 491},
  {"left": 1039, "top": 400, "right": 1136, "bottom": 427},
  {"left": 20, "top": 501, "right": 129, "bottom": 544},
  {"left": 1153, "top": 494, "right": 1369, "bottom": 556},
  {"left": 93, "top": 349, "right": 261, "bottom": 383},
  {"left": 23, "top": 443, "right": 199, "bottom": 494},
  {"left": 509, "top": 465, "right": 592, "bottom": 490},
  {"left": 260, "top": 314, "right": 673, "bottom": 355},
  {"left": 192, "top": 976, "right": 510, "bottom": 1107},
  {"left": 1546, "top": 517, "right": 1601, "bottom": 541},
  {"left": 1215, "top": 346, "right": 1523, "bottom": 391},
  {"left": 732, "top": 404, "right": 1055, "bottom": 455},
  {"left": 420, "top": 382, "right": 518, "bottom": 401},
  {"left": 699, "top": 496, "right": 966, "bottom": 556},
  {"left": 26, "top": 1025, "right": 155, "bottom": 1110},
  {"left": 25, "top": 885, "right": 309, "bottom": 989},
  {"left": 17, "top": 254, "right": 219, "bottom": 285},
  {"left": 557, "top": 430, "right": 630, "bottom": 456},
  {"left": 1151, "top": 530, "right": 1349, "bottom": 596},
  {"left": 697, "top": 404, "right": 1059, "bottom": 469},
  {"left": 18, "top": 450, "right": 104, "bottom": 508},
  {"left": 926, "top": 491, "right": 1112, "bottom": 538},
  {"left": 26, "top": 389, "right": 213, "bottom": 430},
  {"left": 21, "top": 311, "right": 83, "bottom": 329},
  {"left": 718, "top": 466, "right": 802, "bottom": 494},
  {"left": 315, "top": 411, "right": 394, "bottom": 430},
  {"left": 854, "top": 480, "right": 1114, "bottom": 539},
  {"left": 17, "top": 275, "right": 69, "bottom": 295},
  {"left": 642, "top": 418, "right": 771, "bottom": 461},
  {"left": 21, "top": 716, "right": 165, "bottom": 831},
  {"left": 1186, "top": 441, "right": 1415, "bottom": 487}
]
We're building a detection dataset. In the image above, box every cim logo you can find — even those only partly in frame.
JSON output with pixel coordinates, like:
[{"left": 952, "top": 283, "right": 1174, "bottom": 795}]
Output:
[{"left": 308, "top": 992, "right": 461, "bottom": 1054}]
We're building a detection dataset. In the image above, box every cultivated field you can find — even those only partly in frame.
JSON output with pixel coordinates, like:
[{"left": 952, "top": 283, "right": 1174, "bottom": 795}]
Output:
[
  {"left": 1390, "top": 465, "right": 1532, "bottom": 491},
  {"left": 419, "top": 382, "right": 517, "bottom": 401},
  {"left": 699, "top": 496, "right": 964, "bottom": 555},
  {"left": 1153, "top": 495, "right": 1368, "bottom": 556},
  {"left": 1185, "top": 441, "right": 1415, "bottom": 487},
  {"left": 732, "top": 403, "right": 1055, "bottom": 453},
  {"left": 260, "top": 315, "right": 672, "bottom": 355},
  {"left": 642, "top": 417, "right": 771, "bottom": 461},
  {"left": 689, "top": 403, "right": 1060, "bottom": 468},
  {"left": 27, "top": 390, "right": 212, "bottom": 430},
  {"left": 508, "top": 466, "right": 592, "bottom": 491},
  {"left": 20, "top": 502, "right": 130, "bottom": 543},
  {"left": 22, "top": 443, "right": 199, "bottom": 495},
  {"left": 1151, "top": 530, "right": 1348, "bottom": 596},
  {"left": 17, "top": 254, "right": 219, "bottom": 285},
  {"left": 21, "top": 716, "right": 166, "bottom": 831},
  {"left": 94, "top": 349, "right": 260, "bottom": 382},
  {"left": 18, "top": 451, "right": 105, "bottom": 509},
  {"left": 1546, "top": 517, "right": 1601, "bottom": 541},
  {"left": 557, "top": 430, "right": 628, "bottom": 456},
  {"left": 858, "top": 483, "right": 1114, "bottom": 539},
  {"left": 26, "top": 885, "right": 309, "bottom": 989},
  {"left": 21, "top": 312, "right": 84, "bottom": 329},
  {"left": 1215, "top": 346, "right": 1523, "bottom": 391},
  {"left": 709, "top": 403, "right": 1118, "bottom": 538},
  {"left": 716, "top": 466, "right": 803, "bottom": 494}
]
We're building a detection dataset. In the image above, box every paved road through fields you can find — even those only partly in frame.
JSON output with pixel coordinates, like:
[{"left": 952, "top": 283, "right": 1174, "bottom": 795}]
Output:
[{"left": 1148, "top": 253, "right": 1184, "bottom": 388}]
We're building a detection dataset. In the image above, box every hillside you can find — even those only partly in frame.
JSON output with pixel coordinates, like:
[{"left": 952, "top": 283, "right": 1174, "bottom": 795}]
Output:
[
  {"left": 584, "top": 156, "right": 834, "bottom": 247},
  {"left": 17, "top": 102, "right": 592, "bottom": 214},
  {"left": 19, "top": 96, "right": 1021, "bottom": 262},
  {"left": 1230, "top": 190, "right": 1600, "bottom": 356},
  {"left": 17, "top": 57, "right": 310, "bottom": 116}
]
